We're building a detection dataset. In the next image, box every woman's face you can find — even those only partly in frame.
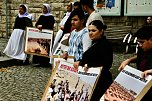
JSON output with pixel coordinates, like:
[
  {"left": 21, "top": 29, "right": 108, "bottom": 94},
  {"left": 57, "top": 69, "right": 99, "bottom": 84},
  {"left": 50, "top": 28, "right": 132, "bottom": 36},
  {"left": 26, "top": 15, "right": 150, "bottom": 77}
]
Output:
[
  {"left": 42, "top": 6, "right": 48, "bottom": 14},
  {"left": 147, "top": 17, "right": 152, "bottom": 24},
  {"left": 66, "top": 3, "right": 72, "bottom": 12},
  {"left": 19, "top": 7, "right": 26, "bottom": 15},
  {"left": 88, "top": 25, "right": 103, "bottom": 40}
]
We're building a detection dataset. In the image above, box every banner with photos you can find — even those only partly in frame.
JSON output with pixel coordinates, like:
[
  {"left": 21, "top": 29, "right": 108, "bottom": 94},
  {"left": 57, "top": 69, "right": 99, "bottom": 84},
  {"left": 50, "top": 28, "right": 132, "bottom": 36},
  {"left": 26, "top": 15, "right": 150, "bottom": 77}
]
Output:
[
  {"left": 53, "top": 33, "right": 70, "bottom": 56},
  {"left": 100, "top": 65, "right": 152, "bottom": 101},
  {"left": 24, "top": 27, "right": 53, "bottom": 58},
  {"left": 41, "top": 60, "right": 102, "bottom": 101},
  {"left": 94, "top": 0, "right": 121, "bottom": 16}
]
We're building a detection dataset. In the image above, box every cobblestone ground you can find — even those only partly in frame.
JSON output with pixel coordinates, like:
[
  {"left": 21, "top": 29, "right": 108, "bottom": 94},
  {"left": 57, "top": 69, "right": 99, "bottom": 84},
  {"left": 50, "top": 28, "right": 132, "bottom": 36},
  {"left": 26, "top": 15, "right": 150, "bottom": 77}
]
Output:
[
  {"left": 0, "top": 65, "right": 52, "bottom": 101},
  {"left": 0, "top": 38, "right": 8, "bottom": 57},
  {"left": 0, "top": 38, "right": 52, "bottom": 101},
  {"left": 0, "top": 38, "right": 136, "bottom": 101}
]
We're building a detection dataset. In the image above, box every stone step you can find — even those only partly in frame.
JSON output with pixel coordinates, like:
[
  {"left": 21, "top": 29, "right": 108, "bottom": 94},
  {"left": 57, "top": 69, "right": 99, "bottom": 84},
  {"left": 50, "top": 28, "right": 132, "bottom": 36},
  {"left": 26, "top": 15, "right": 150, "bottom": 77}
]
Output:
[{"left": 0, "top": 57, "right": 23, "bottom": 68}]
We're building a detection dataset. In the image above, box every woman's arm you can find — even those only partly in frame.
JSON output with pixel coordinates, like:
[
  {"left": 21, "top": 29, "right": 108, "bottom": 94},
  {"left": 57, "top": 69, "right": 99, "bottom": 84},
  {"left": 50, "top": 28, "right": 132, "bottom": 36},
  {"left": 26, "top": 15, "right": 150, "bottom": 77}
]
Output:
[{"left": 118, "top": 55, "right": 137, "bottom": 71}]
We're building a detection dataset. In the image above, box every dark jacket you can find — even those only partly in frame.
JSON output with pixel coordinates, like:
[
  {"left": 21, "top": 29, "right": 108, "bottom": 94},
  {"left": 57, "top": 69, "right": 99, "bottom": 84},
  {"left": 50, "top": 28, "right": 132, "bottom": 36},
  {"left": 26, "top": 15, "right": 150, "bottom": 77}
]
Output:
[
  {"left": 137, "top": 48, "right": 152, "bottom": 71},
  {"left": 80, "top": 36, "right": 113, "bottom": 70},
  {"left": 79, "top": 36, "right": 113, "bottom": 101}
]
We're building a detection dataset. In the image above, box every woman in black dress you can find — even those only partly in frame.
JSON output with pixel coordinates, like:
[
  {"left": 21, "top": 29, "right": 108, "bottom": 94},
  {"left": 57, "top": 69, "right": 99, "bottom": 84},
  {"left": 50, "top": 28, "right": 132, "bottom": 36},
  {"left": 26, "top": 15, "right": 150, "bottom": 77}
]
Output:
[
  {"left": 73, "top": 20, "right": 113, "bottom": 101},
  {"left": 33, "top": 3, "right": 55, "bottom": 66}
]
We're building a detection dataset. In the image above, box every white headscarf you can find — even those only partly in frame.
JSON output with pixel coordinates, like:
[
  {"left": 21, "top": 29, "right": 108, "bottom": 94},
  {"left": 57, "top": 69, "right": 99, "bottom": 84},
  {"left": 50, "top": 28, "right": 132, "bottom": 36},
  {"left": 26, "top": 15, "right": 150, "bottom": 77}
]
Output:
[
  {"left": 18, "top": 4, "right": 28, "bottom": 18},
  {"left": 43, "top": 3, "right": 52, "bottom": 16},
  {"left": 18, "top": 4, "right": 33, "bottom": 20}
]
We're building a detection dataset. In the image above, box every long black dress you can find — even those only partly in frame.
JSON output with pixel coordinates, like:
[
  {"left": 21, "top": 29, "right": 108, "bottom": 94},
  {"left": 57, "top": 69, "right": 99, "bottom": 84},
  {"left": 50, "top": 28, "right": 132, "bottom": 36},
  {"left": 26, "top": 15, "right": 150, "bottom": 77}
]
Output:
[
  {"left": 33, "top": 15, "right": 55, "bottom": 66},
  {"left": 79, "top": 36, "right": 113, "bottom": 101}
]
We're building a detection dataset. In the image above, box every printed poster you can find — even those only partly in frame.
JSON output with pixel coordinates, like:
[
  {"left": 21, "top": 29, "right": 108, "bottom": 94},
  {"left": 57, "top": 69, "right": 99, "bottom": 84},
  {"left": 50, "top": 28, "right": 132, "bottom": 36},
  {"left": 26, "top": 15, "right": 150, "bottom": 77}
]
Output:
[
  {"left": 100, "top": 65, "right": 152, "bottom": 101},
  {"left": 24, "top": 27, "right": 53, "bottom": 58},
  {"left": 94, "top": 0, "right": 121, "bottom": 16},
  {"left": 41, "top": 60, "right": 102, "bottom": 101},
  {"left": 124, "top": 0, "right": 152, "bottom": 16},
  {"left": 53, "top": 33, "right": 70, "bottom": 56}
]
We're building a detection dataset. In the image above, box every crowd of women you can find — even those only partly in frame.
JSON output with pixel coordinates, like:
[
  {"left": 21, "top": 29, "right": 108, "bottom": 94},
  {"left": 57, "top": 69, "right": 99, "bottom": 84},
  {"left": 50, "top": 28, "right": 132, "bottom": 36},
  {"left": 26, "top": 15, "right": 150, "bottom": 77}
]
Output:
[{"left": 3, "top": 0, "right": 152, "bottom": 100}]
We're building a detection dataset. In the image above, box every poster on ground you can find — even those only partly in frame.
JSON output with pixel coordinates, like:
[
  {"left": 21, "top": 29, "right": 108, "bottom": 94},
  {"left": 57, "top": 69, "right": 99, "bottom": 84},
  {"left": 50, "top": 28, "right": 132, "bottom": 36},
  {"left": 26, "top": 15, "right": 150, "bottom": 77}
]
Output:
[
  {"left": 24, "top": 27, "right": 53, "bottom": 58},
  {"left": 100, "top": 65, "right": 152, "bottom": 101},
  {"left": 41, "top": 60, "right": 102, "bottom": 101}
]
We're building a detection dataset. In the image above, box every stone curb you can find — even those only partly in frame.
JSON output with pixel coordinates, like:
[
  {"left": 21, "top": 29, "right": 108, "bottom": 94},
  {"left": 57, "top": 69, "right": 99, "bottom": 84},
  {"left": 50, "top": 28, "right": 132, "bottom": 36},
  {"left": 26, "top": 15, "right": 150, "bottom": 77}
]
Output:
[{"left": 0, "top": 57, "right": 22, "bottom": 68}]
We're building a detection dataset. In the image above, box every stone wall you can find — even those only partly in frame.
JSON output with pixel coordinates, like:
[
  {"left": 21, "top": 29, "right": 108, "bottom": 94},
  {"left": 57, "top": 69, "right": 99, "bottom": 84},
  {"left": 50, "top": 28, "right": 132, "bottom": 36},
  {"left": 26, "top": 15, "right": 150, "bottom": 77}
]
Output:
[
  {"left": 0, "top": 0, "right": 147, "bottom": 38},
  {"left": 0, "top": 0, "right": 75, "bottom": 37},
  {"left": 103, "top": 16, "right": 146, "bottom": 33}
]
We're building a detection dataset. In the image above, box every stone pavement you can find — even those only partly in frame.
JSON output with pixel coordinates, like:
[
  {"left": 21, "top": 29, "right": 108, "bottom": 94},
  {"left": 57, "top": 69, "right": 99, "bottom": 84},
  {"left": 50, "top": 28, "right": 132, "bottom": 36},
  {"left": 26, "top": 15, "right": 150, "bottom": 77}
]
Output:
[
  {"left": 0, "top": 38, "right": 52, "bottom": 101},
  {"left": 0, "top": 38, "right": 136, "bottom": 101}
]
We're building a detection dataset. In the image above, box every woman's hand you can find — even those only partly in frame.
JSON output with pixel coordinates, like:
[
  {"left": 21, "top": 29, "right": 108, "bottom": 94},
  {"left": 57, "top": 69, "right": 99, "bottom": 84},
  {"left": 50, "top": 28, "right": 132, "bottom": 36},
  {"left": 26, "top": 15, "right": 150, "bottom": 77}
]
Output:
[
  {"left": 118, "top": 59, "right": 130, "bottom": 71},
  {"left": 37, "top": 25, "right": 42, "bottom": 30},
  {"left": 60, "top": 26, "right": 64, "bottom": 31},
  {"left": 73, "top": 61, "right": 80, "bottom": 69},
  {"left": 61, "top": 52, "right": 68, "bottom": 60},
  {"left": 141, "top": 69, "right": 152, "bottom": 78},
  {"left": 84, "top": 64, "right": 89, "bottom": 72},
  {"left": 118, "top": 56, "right": 137, "bottom": 71}
]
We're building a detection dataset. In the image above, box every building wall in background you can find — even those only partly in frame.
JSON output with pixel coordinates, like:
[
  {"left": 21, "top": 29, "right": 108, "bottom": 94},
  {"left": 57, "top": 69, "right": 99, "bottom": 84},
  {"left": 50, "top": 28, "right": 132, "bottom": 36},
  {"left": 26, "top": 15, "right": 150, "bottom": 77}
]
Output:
[{"left": 0, "top": 0, "right": 147, "bottom": 38}]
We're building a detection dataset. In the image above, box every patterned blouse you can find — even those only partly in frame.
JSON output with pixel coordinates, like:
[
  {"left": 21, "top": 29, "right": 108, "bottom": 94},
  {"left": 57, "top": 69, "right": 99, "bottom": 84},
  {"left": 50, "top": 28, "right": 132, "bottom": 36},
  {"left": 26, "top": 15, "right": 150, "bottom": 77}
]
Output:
[{"left": 67, "top": 27, "right": 91, "bottom": 61}]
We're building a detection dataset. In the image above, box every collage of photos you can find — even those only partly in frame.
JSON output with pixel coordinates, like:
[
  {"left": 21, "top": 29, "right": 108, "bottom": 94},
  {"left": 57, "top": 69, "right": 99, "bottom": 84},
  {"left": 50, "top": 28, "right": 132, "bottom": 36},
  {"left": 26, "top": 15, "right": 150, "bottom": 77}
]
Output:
[
  {"left": 24, "top": 27, "right": 53, "bottom": 57},
  {"left": 100, "top": 65, "right": 152, "bottom": 101},
  {"left": 42, "top": 61, "right": 102, "bottom": 101},
  {"left": 96, "top": 0, "right": 115, "bottom": 9},
  {"left": 94, "top": 0, "right": 121, "bottom": 16},
  {"left": 53, "top": 33, "right": 70, "bottom": 56}
]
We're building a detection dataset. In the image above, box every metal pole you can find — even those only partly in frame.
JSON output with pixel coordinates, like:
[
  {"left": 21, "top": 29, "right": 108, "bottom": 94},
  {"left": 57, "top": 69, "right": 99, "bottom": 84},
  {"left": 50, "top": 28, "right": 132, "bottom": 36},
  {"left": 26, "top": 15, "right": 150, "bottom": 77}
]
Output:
[{"left": 5, "top": 0, "right": 8, "bottom": 38}]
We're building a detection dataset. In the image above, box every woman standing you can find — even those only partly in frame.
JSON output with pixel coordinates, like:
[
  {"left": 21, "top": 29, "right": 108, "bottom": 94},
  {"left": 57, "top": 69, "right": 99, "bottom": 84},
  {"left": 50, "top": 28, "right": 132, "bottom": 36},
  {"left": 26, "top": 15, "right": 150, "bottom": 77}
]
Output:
[
  {"left": 3, "top": 4, "right": 33, "bottom": 64},
  {"left": 33, "top": 3, "right": 55, "bottom": 66},
  {"left": 52, "top": 2, "right": 73, "bottom": 53},
  {"left": 35, "top": 3, "right": 55, "bottom": 30},
  {"left": 73, "top": 20, "right": 113, "bottom": 101}
]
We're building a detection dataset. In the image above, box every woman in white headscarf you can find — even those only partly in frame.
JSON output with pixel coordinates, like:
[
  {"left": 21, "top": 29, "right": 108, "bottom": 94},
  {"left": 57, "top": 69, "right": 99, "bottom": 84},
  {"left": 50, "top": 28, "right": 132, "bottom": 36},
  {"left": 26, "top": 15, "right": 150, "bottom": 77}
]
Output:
[
  {"left": 35, "top": 3, "right": 55, "bottom": 30},
  {"left": 52, "top": 3, "right": 73, "bottom": 53},
  {"left": 3, "top": 4, "right": 33, "bottom": 64},
  {"left": 33, "top": 3, "right": 55, "bottom": 66}
]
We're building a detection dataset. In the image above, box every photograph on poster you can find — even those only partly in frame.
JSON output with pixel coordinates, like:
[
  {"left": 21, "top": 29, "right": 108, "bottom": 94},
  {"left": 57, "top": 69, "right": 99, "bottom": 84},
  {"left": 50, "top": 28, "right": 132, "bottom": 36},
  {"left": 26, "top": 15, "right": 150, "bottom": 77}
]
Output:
[
  {"left": 100, "top": 65, "right": 152, "bottom": 101},
  {"left": 24, "top": 27, "right": 53, "bottom": 57},
  {"left": 106, "top": 0, "right": 115, "bottom": 9},
  {"left": 124, "top": 0, "right": 152, "bottom": 16},
  {"left": 53, "top": 33, "right": 70, "bottom": 56},
  {"left": 94, "top": 0, "right": 121, "bottom": 16},
  {"left": 41, "top": 60, "right": 102, "bottom": 101}
]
